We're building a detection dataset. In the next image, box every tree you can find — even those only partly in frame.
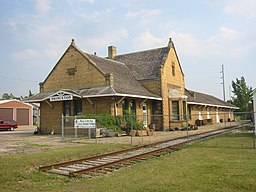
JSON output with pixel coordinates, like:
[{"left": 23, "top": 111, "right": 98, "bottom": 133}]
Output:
[
  {"left": 231, "top": 76, "right": 253, "bottom": 112},
  {"left": 2, "top": 93, "right": 14, "bottom": 100},
  {"left": 1, "top": 90, "right": 33, "bottom": 100},
  {"left": 1, "top": 93, "right": 21, "bottom": 100}
]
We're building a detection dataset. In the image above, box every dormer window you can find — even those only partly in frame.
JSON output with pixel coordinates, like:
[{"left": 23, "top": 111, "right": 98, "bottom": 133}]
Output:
[{"left": 172, "top": 62, "right": 175, "bottom": 76}]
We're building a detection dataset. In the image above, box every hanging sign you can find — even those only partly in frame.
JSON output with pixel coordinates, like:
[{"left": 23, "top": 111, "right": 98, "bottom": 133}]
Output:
[
  {"left": 74, "top": 119, "right": 96, "bottom": 129},
  {"left": 50, "top": 91, "right": 73, "bottom": 101}
]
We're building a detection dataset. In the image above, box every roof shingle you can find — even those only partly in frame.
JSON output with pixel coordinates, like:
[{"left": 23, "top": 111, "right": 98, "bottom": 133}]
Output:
[
  {"left": 186, "top": 90, "right": 238, "bottom": 109},
  {"left": 84, "top": 52, "right": 161, "bottom": 98},
  {"left": 113, "top": 47, "right": 169, "bottom": 80}
]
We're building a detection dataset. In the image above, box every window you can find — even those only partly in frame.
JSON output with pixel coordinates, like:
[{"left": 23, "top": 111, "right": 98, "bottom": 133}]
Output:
[
  {"left": 152, "top": 100, "right": 160, "bottom": 122},
  {"left": 122, "top": 99, "right": 136, "bottom": 115},
  {"left": 172, "top": 101, "right": 179, "bottom": 121},
  {"left": 74, "top": 100, "right": 82, "bottom": 115},
  {"left": 188, "top": 106, "right": 192, "bottom": 120},
  {"left": 130, "top": 99, "right": 136, "bottom": 115},
  {"left": 198, "top": 111, "right": 203, "bottom": 120},
  {"left": 172, "top": 62, "right": 175, "bottom": 76},
  {"left": 207, "top": 111, "right": 211, "bottom": 119},
  {"left": 63, "top": 101, "right": 71, "bottom": 116},
  {"left": 63, "top": 100, "right": 82, "bottom": 116},
  {"left": 122, "top": 99, "right": 129, "bottom": 115},
  {"left": 182, "top": 101, "right": 187, "bottom": 120},
  {"left": 67, "top": 67, "right": 77, "bottom": 76}
]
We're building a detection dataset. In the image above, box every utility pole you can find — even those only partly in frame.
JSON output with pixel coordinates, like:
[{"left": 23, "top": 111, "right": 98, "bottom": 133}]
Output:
[{"left": 220, "top": 64, "right": 226, "bottom": 101}]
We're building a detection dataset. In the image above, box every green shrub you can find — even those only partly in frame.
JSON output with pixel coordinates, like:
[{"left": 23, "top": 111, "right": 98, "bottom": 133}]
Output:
[
  {"left": 77, "top": 113, "right": 143, "bottom": 132},
  {"left": 77, "top": 114, "right": 121, "bottom": 132},
  {"left": 122, "top": 110, "right": 143, "bottom": 130}
]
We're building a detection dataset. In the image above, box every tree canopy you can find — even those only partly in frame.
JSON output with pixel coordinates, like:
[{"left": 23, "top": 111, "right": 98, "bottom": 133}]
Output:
[
  {"left": 1, "top": 90, "right": 33, "bottom": 100},
  {"left": 230, "top": 76, "right": 253, "bottom": 112}
]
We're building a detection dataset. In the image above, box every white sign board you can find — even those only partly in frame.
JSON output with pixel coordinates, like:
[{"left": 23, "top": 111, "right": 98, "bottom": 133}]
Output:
[
  {"left": 50, "top": 91, "right": 73, "bottom": 101},
  {"left": 74, "top": 119, "right": 96, "bottom": 129}
]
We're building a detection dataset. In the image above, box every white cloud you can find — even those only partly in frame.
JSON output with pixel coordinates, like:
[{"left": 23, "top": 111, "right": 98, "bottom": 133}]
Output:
[
  {"left": 224, "top": 0, "right": 256, "bottom": 19},
  {"left": 84, "top": 27, "right": 129, "bottom": 51},
  {"left": 125, "top": 9, "right": 161, "bottom": 27},
  {"left": 11, "top": 49, "right": 40, "bottom": 60},
  {"left": 132, "top": 29, "right": 164, "bottom": 50},
  {"left": 168, "top": 26, "right": 245, "bottom": 60},
  {"left": 125, "top": 9, "right": 161, "bottom": 19},
  {"left": 218, "top": 27, "right": 243, "bottom": 38},
  {"left": 206, "top": 27, "right": 245, "bottom": 58},
  {"left": 170, "top": 32, "right": 203, "bottom": 57},
  {"left": 68, "top": 0, "right": 95, "bottom": 5},
  {"left": 35, "top": 0, "right": 52, "bottom": 14}
]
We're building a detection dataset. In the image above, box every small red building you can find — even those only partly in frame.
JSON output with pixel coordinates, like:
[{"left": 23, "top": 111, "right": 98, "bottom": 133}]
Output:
[{"left": 0, "top": 100, "right": 33, "bottom": 126}]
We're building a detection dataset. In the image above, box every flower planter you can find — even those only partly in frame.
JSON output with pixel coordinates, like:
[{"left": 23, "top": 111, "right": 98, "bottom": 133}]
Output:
[
  {"left": 130, "top": 130, "right": 137, "bottom": 137},
  {"left": 136, "top": 130, "right": 147, "bottom": 136}
]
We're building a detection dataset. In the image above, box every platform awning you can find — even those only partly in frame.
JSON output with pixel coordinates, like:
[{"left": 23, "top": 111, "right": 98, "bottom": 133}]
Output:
[{"left": 23, "top": 85, "right": 162, "bottom": 103}]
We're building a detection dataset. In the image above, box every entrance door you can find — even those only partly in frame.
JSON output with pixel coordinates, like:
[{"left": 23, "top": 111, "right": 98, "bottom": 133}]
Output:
[{"left": 142, "top": 103, "right": 148, "bottom": 128}]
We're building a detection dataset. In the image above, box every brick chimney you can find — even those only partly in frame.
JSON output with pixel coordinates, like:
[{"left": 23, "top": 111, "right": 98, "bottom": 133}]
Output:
[
  {"left": 192, "top": 92, "right": 196, "bottom": 99},
  {"left": 39, "top": 82, "right": 44, "bottom": 93},
  {"left": 108, "top": 46, "right": 116, "bottom": 59},
  {"left": 105, "top": 73, "right": 114, "bottom": 86}
]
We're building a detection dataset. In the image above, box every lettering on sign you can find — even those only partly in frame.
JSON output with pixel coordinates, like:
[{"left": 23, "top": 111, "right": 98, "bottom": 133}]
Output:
[
  {"left": 50, "top": 91, "right": 73, "bottom": 101},
  {"left": 74, "top": 119, "right": 96, "bottom": 129}
]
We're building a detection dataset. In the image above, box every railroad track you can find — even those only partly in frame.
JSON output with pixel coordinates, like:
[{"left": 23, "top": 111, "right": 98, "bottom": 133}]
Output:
[{"left": 39, "top": 123, "right": 251, "bottom": 178}]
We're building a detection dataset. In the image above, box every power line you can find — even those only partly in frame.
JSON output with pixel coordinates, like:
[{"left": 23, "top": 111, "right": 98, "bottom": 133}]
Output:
[{"left": 0, "top": 75, "right": 38, "bottom": 83}]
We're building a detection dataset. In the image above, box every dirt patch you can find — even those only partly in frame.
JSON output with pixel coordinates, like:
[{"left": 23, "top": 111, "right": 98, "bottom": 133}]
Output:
[{"left": 0, "top": 126, "right": 85, "bottom": 156}]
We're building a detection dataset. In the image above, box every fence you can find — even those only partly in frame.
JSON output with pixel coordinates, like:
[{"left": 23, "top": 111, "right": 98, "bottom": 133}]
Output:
[{"left": 61, "top": 111, "right": 255, "bottom": 146}]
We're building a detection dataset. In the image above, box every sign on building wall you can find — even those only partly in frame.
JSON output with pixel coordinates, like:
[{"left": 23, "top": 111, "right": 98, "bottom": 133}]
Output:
[
  {"left": 74, "top": 119, "right": 96, "bottom": 128},
  {"left": 50, "top": 91, "right": 73, "bottom": 101}
]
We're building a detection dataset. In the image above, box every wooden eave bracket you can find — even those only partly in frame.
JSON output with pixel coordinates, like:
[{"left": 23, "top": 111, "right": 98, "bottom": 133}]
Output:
[
  {"left": 117, "top": 96, "right": 126, "bottom": 105},
  {"left": 45, "top": 100, "right": 53, "bottom": 108},
  {"left": 31, "top": 103, "right": 40, "bottom": 109},
  {"left": 140, "top": 99, "right": 147, "bottom": 107},
  {"left": 86, "top": 98, "right": 94, "bottom": 105}
]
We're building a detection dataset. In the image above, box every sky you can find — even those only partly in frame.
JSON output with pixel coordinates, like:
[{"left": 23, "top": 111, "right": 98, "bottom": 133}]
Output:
[{"left": 0, "top": 0, "right": 255, "bottom": 100}]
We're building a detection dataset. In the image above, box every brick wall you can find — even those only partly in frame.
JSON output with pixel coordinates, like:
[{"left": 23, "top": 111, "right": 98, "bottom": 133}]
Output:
[
  {"left": 161, "top": 46, "right": 186, "bottom": 130},
  {"left": 40, "top": 101, "right": 62, "bottom": 133},
  {"left": 42, "top": 45, "right": 107, "bottom": 92}
]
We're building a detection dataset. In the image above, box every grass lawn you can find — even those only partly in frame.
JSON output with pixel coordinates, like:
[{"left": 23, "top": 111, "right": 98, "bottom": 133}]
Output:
[{"left": 0, "top": 132, "right": 255, "bottom": 192}]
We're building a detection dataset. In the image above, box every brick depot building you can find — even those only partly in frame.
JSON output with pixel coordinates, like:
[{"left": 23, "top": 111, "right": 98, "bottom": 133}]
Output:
[
  {"left": 23, "top": 39, "right": 238, "bottom": 133},
  {"left": 0, "top": 100, "right": 33, "bottom": 125}
]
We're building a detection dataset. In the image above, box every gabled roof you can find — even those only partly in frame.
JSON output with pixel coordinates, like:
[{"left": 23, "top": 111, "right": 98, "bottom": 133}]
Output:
[
  {"left": 0, "top": 99, "right": 32, "bottom": 107},
  {"left": 84, "top": 53, "right": 160, "bottom": 98},
  {"left": 113, "top": 47, "right": 169, "bottom": 81},
  {"left": 113, "top": 38, "right": 184, "bottom": 81},
  {"left": 186, "top": 89, "right": 238, "bottom": 109},
  {"left": 23, "top": 40, "right": 162, "bottom": 103}
]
